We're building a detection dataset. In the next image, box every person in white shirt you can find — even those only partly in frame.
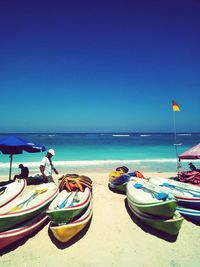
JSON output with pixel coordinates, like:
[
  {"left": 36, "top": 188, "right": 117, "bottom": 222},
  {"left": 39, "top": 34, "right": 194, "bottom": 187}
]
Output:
[{"left": 40, "top": 149, "right": 58, "bottom": 183}]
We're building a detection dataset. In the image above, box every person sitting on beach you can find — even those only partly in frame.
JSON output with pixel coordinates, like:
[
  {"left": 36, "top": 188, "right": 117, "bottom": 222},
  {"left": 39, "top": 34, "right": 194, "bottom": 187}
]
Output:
[
  {"left": 13, "top": 164, "right": 29, "bottom": 181},
  {"left": 40, "top": 149, "right": 59, "bottom": 183},
  {"left": 189, "top": 162, "right": 197, "bottom": 171}
]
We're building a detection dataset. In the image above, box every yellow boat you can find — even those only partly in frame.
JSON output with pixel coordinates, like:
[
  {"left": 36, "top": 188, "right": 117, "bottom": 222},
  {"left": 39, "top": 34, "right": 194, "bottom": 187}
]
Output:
[{"left": 50, "top": 201, "right": 92, "bottom": 243}]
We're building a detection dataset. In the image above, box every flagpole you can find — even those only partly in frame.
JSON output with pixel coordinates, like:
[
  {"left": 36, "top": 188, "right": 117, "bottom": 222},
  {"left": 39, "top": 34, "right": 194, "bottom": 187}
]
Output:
[
  {"left": 172, "top": 100, "right": 181, "bottom": 174},
  {"left": 173, "top": 111, "right": 178, "bottom": 157}
]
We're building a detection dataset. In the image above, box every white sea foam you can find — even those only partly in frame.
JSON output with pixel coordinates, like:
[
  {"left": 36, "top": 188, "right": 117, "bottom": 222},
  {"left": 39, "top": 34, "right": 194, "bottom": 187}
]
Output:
[
  {"left": 0, "top": 158, "right": 183, "bottom": 168},
  {"left": 140, "top": 134, "right": 151, "bottom": 137},
  {"left": 112, "top": 134, "right": 130, "bottom": 137},
  {"left": 41, "top": 134, "right": 56, "bottom": 137},
  {"left": 177, "top": 134, "right": 192, "bottom": 136},
  {"left": 173, "top": 143, "right": 182, "bottom": 146}
]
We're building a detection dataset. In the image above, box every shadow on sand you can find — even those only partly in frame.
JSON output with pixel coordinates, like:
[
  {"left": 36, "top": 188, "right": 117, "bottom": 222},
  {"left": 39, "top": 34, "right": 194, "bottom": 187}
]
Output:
[
  {"left": 124, "top": 198, "right": 179, "bottom": 243},
  {"left": 48, "top": 217, "right": 92, "bottom": 249}
]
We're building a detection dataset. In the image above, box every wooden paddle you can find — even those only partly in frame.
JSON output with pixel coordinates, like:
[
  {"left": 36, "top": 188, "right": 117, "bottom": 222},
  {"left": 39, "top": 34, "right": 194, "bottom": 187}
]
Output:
[
  {"left": 8, "top": 188, "right": 48, "bottom": 213},
  {"left": 134, "top": 183, "right": 169, "bottom": 200}
]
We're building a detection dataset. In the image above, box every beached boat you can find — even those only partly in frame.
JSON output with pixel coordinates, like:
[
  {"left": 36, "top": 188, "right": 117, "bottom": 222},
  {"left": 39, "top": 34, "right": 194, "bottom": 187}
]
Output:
[
  {"left": 126, "top": 178, "right": 177, "bottom": 218},
  {"left": 109, "top": 168, "right": 145, "bottom": 193},
  {"left": 176, "top": 206, "right": 200, "bottom": 224},
  {"left": 149, "top": 178, "right": 200, "bottom": 209},
  {"left": 109, "top": 174, "right": 130, "bottom": 193},
  {"left": 0, "top": 183, "right": 58, "bottom": 232},
  {"left": 46, "top": 187, "right": 92, "bottom": 225},
  {"left": 0, "top": 213, "right": 49, "bottom": 250},
  {"left": 50, "top": 201, "right": 92, "bottom": 243},
  {"left": 0, "top": 179, "right": 26, "bottom": 208},
  {"left": 128, "top": 201, "right": 183, "bottom": 235}
]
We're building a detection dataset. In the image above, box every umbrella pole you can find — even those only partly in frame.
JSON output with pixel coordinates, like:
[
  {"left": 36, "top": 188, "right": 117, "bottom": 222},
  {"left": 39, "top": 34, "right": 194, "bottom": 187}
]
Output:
[{"left": 9, "top": 154, "right": 13, "bottom": 181}]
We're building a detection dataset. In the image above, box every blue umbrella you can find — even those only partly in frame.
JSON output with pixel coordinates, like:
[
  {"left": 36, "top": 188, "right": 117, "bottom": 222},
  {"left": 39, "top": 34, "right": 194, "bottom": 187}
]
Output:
[{"left": 0, "top": 135, "right": 46, "bottom": 180}]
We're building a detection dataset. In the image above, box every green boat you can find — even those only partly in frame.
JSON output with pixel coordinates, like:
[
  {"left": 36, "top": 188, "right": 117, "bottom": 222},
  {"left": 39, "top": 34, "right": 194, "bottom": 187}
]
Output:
[
  {"left": 46, "top": 187, "right": 92, "bottom": 225},
  {"left": 108, "top": 172, "right": 130, "bottom": 193},
  {"left": 126, "top": 178, "right": 177, "bottom": 219},
  {"left": 109, "top": 181, "right": 128, "bottom": 193},
  {"left": 128, "top": 200, "right": 184, "bottom": 235},
  {"left": 0, "top": 183, "right": 58, "bottom": 232}
]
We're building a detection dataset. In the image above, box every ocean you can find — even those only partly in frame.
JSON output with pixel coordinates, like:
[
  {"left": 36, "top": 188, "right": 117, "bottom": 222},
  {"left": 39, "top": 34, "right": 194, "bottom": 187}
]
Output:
[{"left": 0, "top": 133, "right": 200, "bottom": 177}]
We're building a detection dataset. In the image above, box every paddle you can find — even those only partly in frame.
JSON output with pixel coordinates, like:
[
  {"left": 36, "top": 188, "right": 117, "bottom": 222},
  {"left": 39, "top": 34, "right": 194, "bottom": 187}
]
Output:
[
  {"left": 134, "top": 183, "right": 169, "bottom": 201},
  {"left": 8, "top": 188, "right": 48, "bottom": 213},
  {"left": 0, "top": 186, "right": 7, "bottom": 196},
  {"left": 69, "top": 189, "right": 80, "bottom": 207},
  {"left": 161, "top": 183, "right": 200, "bottom": 197},
  {"left": 57, "top": 191, "right": 74, "bottom": 209}
]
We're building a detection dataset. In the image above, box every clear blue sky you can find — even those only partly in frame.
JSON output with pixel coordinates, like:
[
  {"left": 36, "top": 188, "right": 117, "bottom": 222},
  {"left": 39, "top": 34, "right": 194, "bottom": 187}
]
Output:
[{"left": 0, "top": 0, "right": 200, "bottom": 133}]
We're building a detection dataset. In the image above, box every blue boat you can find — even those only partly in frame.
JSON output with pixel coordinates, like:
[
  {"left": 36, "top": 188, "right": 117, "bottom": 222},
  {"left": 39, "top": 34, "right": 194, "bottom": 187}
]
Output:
[
  {"left": 149, "top": 178, "right": 200, "bottom": 209},
  {"left": 176, "top": 206, "right": 200, "bottom": 224}
]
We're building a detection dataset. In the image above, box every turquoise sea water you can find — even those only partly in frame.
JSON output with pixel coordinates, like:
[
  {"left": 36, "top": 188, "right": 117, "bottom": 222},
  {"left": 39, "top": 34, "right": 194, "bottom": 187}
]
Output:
[{"left": 0, "top": 133, "right": 200, "bottom": 176}]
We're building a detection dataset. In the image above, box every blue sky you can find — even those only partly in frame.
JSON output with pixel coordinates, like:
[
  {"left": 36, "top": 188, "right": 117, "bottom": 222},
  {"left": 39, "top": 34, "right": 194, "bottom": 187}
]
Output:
[{"left": 0, "top": 0, "right": 200, "bottom": 133}]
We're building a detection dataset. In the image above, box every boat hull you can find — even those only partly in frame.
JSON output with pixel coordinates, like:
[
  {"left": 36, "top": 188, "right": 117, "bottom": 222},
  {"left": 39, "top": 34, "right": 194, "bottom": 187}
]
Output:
[
  {"left": 0, "top": 213, "right": 49, "bottom": 250},
  {"left": 108, "top": 172, "right": 130, "bottom": 193},
  {"left": 50, "top": 202, "right": 92, "bottom": 243},
  {"left": 127, "top": 197, "right": 177, "bottom": 219},
  {"left": 176, "top": 206, "right": 200, "bottom": 223},
  {"left": 109, "top": 182, "right": 127, "bottom": 193},
  {"left": 175, "top": 197, "right": 200, "bottom": 209},
  {"left": 47, "top": 188, "right": 92, "bottom": 225},
  {"left": 0, "top": 183, "right": 58, "bottom": 232},
  {"left": 128, "top": 200, "right": 183, "bottom": 235},
  {"left": 126, "top": 179, "right": 177, "bottom": 219}
]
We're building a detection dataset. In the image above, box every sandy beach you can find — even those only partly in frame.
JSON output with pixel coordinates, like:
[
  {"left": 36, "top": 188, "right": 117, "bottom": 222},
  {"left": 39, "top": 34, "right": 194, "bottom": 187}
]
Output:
[{"left": 0, "top": 171, "right": 200, "bottom": 267}]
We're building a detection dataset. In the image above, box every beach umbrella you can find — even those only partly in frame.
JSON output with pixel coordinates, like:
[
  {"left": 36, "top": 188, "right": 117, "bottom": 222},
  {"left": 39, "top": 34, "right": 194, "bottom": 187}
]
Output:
[
  {"left": 179, "top": 143, "right": 200, "bottom": 160},
  {"left": 0, "top": 135, "right": 46, "bottom": 180}
]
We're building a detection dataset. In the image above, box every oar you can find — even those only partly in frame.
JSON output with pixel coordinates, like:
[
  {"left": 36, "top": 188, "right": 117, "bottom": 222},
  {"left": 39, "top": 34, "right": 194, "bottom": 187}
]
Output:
[
  {"left": 134, "top": 183, "right": 169, "bottom": 200},
  {"left": 161, "top": 183, "right": 200, "bottom": 197},
  {"left": 69, "top": 189, "right": 80, "bottom": 207},
  {"left": 8, "top": 188, "right": 48, "bottom": 213},
  {"left": 0, "top": 186, "right": 7, "bottom": 196},
  {"left": 57, "top": 191, "right": 74, "bottom": 209},
  {"left": 73, "top": 189, "right": 80, "bottom": 203}
]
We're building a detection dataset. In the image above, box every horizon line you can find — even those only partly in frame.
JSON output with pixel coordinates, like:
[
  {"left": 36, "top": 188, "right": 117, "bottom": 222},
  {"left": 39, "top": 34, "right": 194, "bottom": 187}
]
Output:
[{"left": 0, "top": 132, "right": 200, "bottom": 135}]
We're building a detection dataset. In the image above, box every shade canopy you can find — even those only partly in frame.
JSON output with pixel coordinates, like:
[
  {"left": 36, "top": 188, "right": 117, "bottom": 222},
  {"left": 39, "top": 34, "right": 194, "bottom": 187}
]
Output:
[
  {"left": 179, "top": 143, "right": 200, "bottom": 160},
  {"left": 0, "top": 135, "right": 46, "bottom": 154},
  {"left": 0, "top": 135, "right": 46, "bottom": 180}
]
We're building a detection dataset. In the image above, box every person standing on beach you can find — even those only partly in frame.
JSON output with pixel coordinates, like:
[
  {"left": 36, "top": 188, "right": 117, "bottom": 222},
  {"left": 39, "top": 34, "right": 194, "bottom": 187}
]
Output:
[{"left": 40, "top": 149, "right": 59, "bottom": 183}]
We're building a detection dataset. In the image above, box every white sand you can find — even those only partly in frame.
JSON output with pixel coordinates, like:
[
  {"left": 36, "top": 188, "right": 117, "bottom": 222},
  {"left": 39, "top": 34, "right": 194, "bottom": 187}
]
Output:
[{"left": 0, "top": 172, "right": 200, "bottom": 267}]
